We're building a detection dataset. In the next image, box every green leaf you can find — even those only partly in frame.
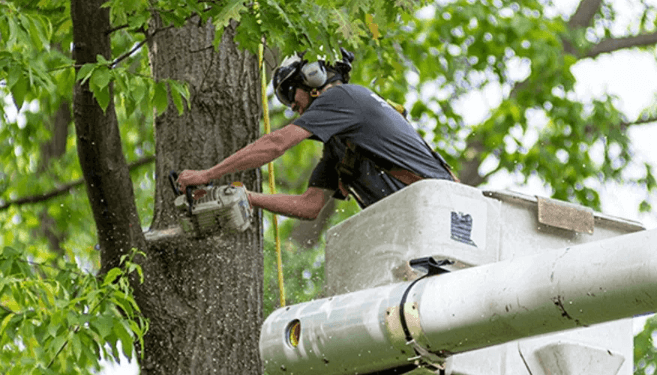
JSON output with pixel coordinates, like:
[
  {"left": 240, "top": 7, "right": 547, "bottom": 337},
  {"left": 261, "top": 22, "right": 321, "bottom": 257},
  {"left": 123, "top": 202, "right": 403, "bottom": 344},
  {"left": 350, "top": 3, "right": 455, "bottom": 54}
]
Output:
[
  {"left": 49, "top": 334, "right": 67, "bottom": 354},
  {"left": 132, "top": 79, "right": 147, "bottom": 103},
  {"left": 153, "top": 81, "right": 168, "bottom": 115},
  {"left": 214, "top": 0, "right": 247, "bottom": 28},
  {"left": 70, "top": 333, "right": 82, "bottom": 361},
  {"left": 106, "top": 331, "right": 120, "bottom": 360},
  {"left": 11, "top": 73, "right": 28, "bottom": 110},
  {"left": 28, "top": 15, "right": 49, "bottom": 51},
  {"left": 76, "top": 63, "right": 95, "bottom": 84},
  {"left": 113, "top": 321, "right": 134, "bottom": 359},
  {"left": 47, "top": 319, "right": 60, "bottom": 338},
  {"left": 90, "top": 66, "right": 111, "bottom": 89},
  {"left": 0, "top": 313, "right": 15, "bottom": 335},
  {"left": 168, "top": 80, "right": 187, "bottom": 115},
  {"left": 1, "top": 246, "right": 21, "bottom": 258},
  {"left": 103, "top": 268, "right": 123, "bottom": 286},
  {"left": 91, "top": 314, "right": 114, "bottom": 339},
  {"left": 128, "top": 12, "right": 149, "bottom": 30},
  {"left": 91, "top": 84, "right": 110, "bottom": 112},
  {"left": 96, "top": 54, "right": 109, "bottom": 64}
]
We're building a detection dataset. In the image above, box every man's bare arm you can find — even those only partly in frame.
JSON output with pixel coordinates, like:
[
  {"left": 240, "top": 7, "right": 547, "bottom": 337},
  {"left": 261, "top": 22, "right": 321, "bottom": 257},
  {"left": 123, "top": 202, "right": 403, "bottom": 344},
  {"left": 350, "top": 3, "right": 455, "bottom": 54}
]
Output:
[
  {"left": 178, "top": 124, "right": 312, "bottom": 190},
  {"left": 248, "top": 187, "right": 328, "bottom": 220}
]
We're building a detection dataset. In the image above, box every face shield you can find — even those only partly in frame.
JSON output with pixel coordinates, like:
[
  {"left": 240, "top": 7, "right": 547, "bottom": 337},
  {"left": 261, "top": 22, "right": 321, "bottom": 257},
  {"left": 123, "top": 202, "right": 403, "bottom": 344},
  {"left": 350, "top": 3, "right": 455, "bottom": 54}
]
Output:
[{"left": 272, "top": 55, "right": 303, "bottom": 107}]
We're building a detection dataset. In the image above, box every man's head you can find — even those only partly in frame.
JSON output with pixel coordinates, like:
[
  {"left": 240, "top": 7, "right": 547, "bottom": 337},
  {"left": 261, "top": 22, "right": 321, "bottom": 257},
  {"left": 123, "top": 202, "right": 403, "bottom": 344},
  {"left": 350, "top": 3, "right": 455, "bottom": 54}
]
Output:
[{"left": 272, "top": 48, "right": 354, "bottom": 109}]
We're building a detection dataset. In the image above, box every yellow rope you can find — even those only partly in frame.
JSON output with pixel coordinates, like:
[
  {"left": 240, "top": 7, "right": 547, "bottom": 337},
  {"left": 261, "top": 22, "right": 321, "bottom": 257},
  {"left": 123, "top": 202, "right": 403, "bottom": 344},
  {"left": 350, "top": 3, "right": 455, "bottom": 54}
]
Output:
[{"left": 258, "top": 42, "right": 286, "bottom": 307}]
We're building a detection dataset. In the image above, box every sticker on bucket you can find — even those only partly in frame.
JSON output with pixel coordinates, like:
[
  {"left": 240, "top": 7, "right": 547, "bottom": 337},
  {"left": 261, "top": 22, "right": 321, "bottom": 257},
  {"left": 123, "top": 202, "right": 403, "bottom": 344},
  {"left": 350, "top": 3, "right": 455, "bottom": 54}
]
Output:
[
  {"left": 451, "top": 211, "right": 477, "bottom": 247},
  {"left": 448, "top": 194, "right": 487, "bottom": 249}
]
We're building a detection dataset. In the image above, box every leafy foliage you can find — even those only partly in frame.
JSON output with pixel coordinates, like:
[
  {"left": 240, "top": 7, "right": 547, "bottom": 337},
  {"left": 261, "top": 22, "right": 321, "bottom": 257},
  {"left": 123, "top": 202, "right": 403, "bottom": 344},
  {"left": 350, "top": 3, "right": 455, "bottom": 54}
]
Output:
[
  {"left": 2, "top": 0, "right": 657, "bottom": 373},
  {"left": 263, "top": 233, "right": 325, "bottom": 317},
  {"left": 0, "top": 246, "right": 148, "bottom": 375},
  {"left": 261, "top": 135, "right": 360, "bottom": 315},
  {"left": 635, "top": 315, "right": 657, "bottom": 375},
  {"left": 351, "top": 0, "right": 656, "bottom": 211},
  {"left": 0, "top": 0, "right": 158, "bottom": 267}
]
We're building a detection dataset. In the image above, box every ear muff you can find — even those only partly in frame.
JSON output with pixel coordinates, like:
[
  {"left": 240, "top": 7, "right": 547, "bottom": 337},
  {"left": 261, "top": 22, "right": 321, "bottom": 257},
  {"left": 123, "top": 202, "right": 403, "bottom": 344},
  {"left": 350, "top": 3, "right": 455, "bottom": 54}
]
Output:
[{"left": 300, "top": 61, "right": 327, "bottom": 88}]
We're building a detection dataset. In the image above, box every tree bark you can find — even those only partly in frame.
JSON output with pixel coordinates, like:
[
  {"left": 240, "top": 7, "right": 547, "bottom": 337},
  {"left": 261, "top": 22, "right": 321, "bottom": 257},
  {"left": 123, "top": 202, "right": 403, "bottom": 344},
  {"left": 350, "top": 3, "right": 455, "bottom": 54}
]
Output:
[
  {"left": 70, "top": 0, "right": 146, "bottom": 271},
  {"left": 142, "top": 15, "right": 264, "bottom": 374},
  {"left": 71, "top": 3, "right": 264, "bottom": 374}
]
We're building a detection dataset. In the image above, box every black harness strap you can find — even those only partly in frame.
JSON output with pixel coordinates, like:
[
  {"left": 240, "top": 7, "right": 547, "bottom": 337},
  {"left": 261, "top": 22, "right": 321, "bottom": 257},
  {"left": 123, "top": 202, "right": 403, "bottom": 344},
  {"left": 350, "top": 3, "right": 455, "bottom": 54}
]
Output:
[{"left": 335, "top": 139, "right": 429, "bottom": 202}]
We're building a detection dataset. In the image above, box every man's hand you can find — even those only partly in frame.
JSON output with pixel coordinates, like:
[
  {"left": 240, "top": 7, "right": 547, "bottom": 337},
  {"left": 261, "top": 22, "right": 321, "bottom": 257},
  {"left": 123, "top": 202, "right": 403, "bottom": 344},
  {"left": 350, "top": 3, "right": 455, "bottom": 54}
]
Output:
[{"left": 178, "top": 169, "right": 211, "bottom": 191}]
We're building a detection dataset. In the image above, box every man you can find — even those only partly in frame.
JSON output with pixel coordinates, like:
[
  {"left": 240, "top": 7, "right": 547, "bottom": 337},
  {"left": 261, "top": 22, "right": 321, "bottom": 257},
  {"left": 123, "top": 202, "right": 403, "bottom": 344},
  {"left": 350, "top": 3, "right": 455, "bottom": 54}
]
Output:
[{"left": 178, "top": 48, "right": 456, "bottom": 220}]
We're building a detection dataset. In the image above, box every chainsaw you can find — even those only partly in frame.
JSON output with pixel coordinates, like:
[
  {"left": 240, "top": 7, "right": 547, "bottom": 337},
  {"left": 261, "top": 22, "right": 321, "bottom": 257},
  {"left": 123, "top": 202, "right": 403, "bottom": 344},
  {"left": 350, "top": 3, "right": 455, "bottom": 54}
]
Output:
[{"left": 168, "top": 171, "right": 253, "bottom": 237}]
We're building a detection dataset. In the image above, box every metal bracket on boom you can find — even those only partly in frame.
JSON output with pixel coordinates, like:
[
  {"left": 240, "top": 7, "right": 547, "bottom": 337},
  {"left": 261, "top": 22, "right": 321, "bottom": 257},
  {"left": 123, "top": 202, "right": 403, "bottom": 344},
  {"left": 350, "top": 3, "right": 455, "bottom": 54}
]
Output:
[
  {"left": 405, "top": 303, "right": 448, "bottom": 372},
  {"left": 384, "top": 257, "right": 454, "bottom": 374},
  {"left": 384, "top": 303, "right": 448, "bottom": 373},
  {"left": 409, "top": 257, "right": 454, "bottom": 276}
]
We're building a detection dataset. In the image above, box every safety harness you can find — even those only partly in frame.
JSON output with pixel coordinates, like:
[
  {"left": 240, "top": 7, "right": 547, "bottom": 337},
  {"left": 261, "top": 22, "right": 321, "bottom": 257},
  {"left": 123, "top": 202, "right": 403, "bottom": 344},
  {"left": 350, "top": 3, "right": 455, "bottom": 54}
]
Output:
[{"left": 335, "top": 101, "right": 459, "bottom": 205}]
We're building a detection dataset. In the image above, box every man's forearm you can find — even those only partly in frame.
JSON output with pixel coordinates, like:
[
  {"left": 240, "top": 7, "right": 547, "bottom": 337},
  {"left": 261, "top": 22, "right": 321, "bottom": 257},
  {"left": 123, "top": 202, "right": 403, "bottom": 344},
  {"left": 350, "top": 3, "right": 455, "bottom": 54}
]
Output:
[
  {"left": 248, "top": 192, "right": 322, "bottom": 220},
  {"left": 178, "top": 126, "right": 312, "bottom": 190},
  {"left": 205, "top": 134, "right": 284, "bottom": 180}
]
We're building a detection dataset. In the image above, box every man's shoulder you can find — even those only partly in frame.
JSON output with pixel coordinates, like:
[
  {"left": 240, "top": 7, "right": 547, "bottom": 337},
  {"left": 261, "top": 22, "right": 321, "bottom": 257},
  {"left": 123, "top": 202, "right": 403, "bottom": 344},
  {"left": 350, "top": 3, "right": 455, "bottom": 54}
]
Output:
[
  {"left": 318, "top": 85, "right": 382, "bottom": 110},
  {"left": 324, "top": 83, "right": 371, "bottom": 97}
]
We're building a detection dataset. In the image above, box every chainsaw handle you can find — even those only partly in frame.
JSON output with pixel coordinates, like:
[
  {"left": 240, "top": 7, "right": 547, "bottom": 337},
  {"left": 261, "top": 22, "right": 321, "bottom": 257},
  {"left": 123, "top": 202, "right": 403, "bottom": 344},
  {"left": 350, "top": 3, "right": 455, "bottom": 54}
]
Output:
[
  {"left": 169, "top": 171, "right": 182, "bottom": 196},
  {"left": 169, "top": 170, "right": 195, "bottom": 215},
  {"left": 185, "top": 186, "right": 194, "bottom": 216}
]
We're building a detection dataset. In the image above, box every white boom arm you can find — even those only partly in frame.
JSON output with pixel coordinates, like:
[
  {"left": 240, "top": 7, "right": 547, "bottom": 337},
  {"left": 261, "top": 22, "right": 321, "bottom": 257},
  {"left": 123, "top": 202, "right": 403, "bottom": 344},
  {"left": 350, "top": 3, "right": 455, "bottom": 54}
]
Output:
[{"left": 260, "top": 228, "right": 657, "bottom": 374}]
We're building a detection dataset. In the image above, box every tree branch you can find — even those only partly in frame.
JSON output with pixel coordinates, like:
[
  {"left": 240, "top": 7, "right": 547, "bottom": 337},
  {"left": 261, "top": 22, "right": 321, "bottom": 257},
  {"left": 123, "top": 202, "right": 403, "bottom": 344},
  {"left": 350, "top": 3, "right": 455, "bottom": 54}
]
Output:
[
  {"left": 587, "top": 31, "right": 657, "bottom": 58},
  {"left": 622, "top": 114, "right": 657, "bottom": 128},
  {"left": 565, "top": 0, "right": 657, "bottom": 59},
  {"left": 568, "top": 0, "right": 603, "bottom": 29},
  {"left": 562, "top": 0, "right": 603, "bottom": 55},
  {"left": 105, "top": 23, "right": 130, "bottom": 35},
  {"left": 110, "top": 25, "right": 174, "bottom": 68},
  {"left": 0, "top": 155, "right": 154, "bottom": 212},
  {"left": 111, "top": 38, "right": 150, "bottom": 68}
]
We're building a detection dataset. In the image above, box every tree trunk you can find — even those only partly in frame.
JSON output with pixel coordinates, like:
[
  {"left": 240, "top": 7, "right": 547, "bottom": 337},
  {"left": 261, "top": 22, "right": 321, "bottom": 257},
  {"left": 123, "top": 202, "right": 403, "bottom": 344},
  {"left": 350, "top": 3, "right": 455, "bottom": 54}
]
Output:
[
  {"left": 70, "top": 0, "right": 146, "bottom": 272},
  {"left": 72, "top": 2, "right": 263, "bottom": 373},
  {"left": 142, "top": 15, "right": 264, "bottom": 374}
]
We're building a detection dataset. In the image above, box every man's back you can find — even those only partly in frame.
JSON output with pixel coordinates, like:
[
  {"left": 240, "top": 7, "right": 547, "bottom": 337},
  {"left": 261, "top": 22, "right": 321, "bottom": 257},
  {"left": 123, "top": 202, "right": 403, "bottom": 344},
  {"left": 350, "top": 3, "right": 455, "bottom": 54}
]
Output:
[{"left": 294, "top": 84, "right": 454, "bottom": 207}]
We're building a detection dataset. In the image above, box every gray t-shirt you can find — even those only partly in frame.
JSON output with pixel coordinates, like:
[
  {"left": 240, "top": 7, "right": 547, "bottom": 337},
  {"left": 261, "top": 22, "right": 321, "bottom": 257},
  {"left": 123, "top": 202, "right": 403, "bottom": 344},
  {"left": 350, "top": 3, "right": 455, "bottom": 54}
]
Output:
[{"left": 293, "top": 84, "right": 453, "bottom": 207}]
